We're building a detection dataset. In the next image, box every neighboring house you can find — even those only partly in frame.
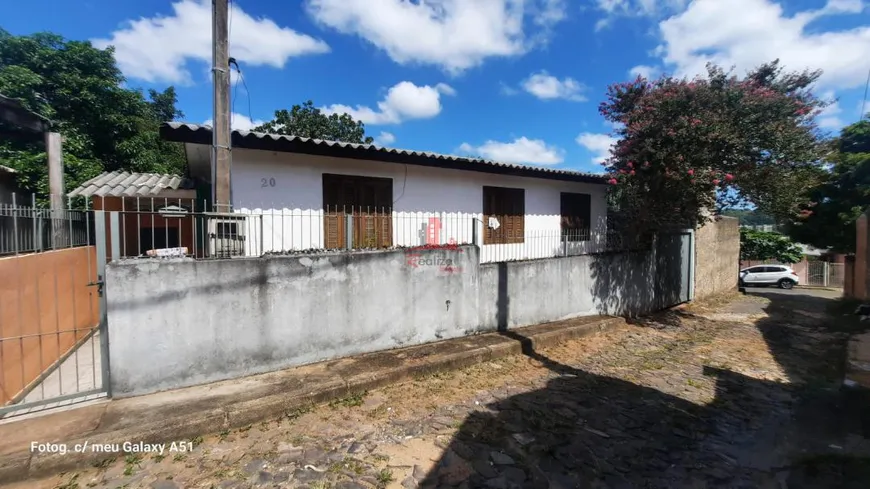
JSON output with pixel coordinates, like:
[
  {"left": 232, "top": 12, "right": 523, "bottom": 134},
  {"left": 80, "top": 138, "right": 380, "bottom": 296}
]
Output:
[
  {"left": 159, "top": 123, "right": 610, "bottom": 262},
  {"left": 67, "top": 171, "right": 199, "bottom": 257},
  {"left": 0, "top": 165, "right": 22, "bottom": 204}
]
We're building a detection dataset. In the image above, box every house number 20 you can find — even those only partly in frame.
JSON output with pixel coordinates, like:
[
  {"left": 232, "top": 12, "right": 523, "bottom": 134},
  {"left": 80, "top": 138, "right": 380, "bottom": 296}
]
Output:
[{"left": 261, "top": 178, "right": 276, "bottom": 187}]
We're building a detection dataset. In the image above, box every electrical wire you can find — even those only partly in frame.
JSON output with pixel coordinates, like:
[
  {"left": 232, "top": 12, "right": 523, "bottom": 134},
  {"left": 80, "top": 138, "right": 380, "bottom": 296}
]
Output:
[
  {"left": 238, "top": 69, "right": 253, "bottom": 127},
  {"left": 861, "top": 67, "right": 870, "bottom": 121}
]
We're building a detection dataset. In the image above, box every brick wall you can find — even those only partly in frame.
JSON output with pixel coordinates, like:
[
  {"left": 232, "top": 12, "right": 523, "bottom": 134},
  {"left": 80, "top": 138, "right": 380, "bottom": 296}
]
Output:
[
  {"left": 851, "top": 213, "right": 869, "bottom": 300},
  {"left": 694, "top": 216, "right": 740, "bottom": 300}
]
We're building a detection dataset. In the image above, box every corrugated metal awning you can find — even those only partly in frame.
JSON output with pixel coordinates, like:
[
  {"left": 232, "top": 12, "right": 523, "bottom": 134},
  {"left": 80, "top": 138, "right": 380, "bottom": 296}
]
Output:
[{"left": 67, "top": 171, "right": 196, "bottom": 198}]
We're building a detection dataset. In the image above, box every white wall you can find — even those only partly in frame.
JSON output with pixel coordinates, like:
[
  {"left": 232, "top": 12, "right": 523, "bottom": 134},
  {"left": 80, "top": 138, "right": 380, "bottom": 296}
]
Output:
[{"left": 224, "top": 148, "right": 608, "bottom": 262}]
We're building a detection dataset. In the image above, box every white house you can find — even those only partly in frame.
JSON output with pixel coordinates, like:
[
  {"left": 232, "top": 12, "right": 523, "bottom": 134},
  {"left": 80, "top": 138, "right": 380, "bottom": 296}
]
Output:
[{"left": 160, "top": 123, "right": 610, "bottom": 263}]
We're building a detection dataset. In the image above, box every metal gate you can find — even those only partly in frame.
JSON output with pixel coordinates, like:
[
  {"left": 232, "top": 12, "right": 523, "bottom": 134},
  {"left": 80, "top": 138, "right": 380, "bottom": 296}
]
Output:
[
  {"left": 655, "top": 230, "right": 694, "bottom": 308},
  {"left": 0, "top": 198, "right": 109, "bottom": 418}
]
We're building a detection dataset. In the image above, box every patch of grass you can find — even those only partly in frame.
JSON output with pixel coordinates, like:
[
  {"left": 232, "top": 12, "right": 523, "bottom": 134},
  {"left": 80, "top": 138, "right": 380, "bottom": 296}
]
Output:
[
  {"left": 309, "top": 481, "right": 332, "bottom": 489},
  {"left": 218, "top": 429, "right": 231, "bottom": 441},
  {"left": 375, "top": 468, "right": 394, "bottom": 487},
  {"left": 686, "top": 378, "right": 703, "bottom": 389},
  {"left": 92, "top": 458, "right": 115, "bottom": 469},
  {"left": 151, "top": 453, "right": 165, "bottom": 463},
  {"left": 189, "top": 435, "right": 204, "bottom": 448},
  {"left": 122, "top": 454, "right": 142, "bottom": 476},
  {"left": 369, "top": 453, "right": 390, "bottom": 463},
  {"left": 56, "top": 474, "right": 79, "bottom": 489},
  {"left": 238, "top": 424, "right": 252, "bottom": 433},
  {"left": 329, "top": 391, "right": 367, "bottom": 409},
  {"left": 286, "top": 404, "right": 314, "bottom": 421},
  {"left": 173, "top": 454, "right": 187, "bottom": 462}
]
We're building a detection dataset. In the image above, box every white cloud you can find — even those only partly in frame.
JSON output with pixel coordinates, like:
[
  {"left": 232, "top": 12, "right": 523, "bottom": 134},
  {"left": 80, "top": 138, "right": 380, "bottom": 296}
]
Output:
[
  {"left": 93, "top": 0, "right": 329, "bottom": 84},
  {"left": 304, "top": 0, "right": 568, "bottom": 75},
  {"left": 204, "top": 113, "right": 264, "bottom": 131},
  {"left": 656, "top": 0, "right": 870, "bottom": 90},
  {"left": 521, "top": 71, "right": 587, "bottom": 101},
  {"left": 629, "top": 65, "right": 660, "bottom": 79},
  {"left": 322, "top": 81, "right": 454, "bottom": 125},
  {"left": 594, "top": 0, "right": 688, "bottom": 28},
  {"left": 500, "top": 82, "right": 520, "bottom": 96},
  {"left": 459, "top": 137, "right": 565, "bottom": 165},
  {"left": 374, "top": 131, "right": 396, "bottom": 146},
  {"left": 817, "top": 91, "right": 845, "bottom": 130},
  {"left": 576, "top": 132, "right": 618, "bottom": 164}
]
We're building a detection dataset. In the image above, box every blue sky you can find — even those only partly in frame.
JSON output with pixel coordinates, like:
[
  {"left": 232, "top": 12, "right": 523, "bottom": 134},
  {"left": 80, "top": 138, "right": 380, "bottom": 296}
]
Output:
[{"left": 3, "top": 0, "right": 870, "bottom": 174}]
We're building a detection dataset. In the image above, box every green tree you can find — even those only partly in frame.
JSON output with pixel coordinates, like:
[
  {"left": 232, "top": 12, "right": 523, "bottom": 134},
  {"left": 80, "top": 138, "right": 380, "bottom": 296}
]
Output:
[
  {"left": 784, "top": 120, "right": 870, "bottom": 253},
  {"left": 0, "top": 29, "right": 186, "bottom": 200},
  {"left": 740, "top": 228, "right": 803, "bottom": 263},
  {"left": 600, "top": 60, "right": 829, "bottom": 234},
  {"left": 254, "top": 101, "right": 374, "bottom": 144}
]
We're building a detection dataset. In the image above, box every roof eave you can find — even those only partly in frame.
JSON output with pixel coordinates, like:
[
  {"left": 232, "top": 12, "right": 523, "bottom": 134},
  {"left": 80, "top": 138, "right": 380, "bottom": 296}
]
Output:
[{"left": 160, "top": 124, "right": 608, "bottom": 185}]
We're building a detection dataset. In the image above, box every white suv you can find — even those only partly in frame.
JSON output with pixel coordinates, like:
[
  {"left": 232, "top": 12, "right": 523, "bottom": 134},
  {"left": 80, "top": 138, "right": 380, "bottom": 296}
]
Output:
[{"left": 739, "top": 265, "right": 800, "bottom": 289}]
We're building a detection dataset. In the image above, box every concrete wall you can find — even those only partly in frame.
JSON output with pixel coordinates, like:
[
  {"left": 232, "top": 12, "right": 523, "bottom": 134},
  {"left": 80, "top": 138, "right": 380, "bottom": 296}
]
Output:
[
  {"left": 694, "top": 217, "right": 740, "bottom": 299},
  {"left": 854, "top": 213, "right": 869, "bottom": 300},
  {"left": 106, "top": 236, "right": 692, "bottom": 397},
  {"left": 478, "top": 251, "right": 658, "bottom": 330},
  {"left": 0, "top": 246, "right": 99, "bottom": 404},
  {"left": 106, "top": 246, "right": 482, "bottom": 397},
  {"left": 185, "top": 147, "right": 609, "bottom": 262}
]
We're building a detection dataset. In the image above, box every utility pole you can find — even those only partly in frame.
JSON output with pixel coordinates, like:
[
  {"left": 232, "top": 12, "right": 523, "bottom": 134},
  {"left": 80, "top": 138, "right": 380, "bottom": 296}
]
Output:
[
  {"left": 211, "top": 0, "right": 231, "bottom": 213},
  {"left": 46, "top": 131, "right": 68, "bottom": 247}
]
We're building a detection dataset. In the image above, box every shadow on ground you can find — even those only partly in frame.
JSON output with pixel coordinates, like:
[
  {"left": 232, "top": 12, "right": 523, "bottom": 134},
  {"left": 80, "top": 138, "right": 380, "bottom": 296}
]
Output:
[{"left": 420, "top": 288, "right": 870, "bottom": 489}]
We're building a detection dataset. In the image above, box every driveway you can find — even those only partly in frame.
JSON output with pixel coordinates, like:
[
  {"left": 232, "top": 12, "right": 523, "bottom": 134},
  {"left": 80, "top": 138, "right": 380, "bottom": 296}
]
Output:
[{"left": 10, "top": 290, "right": 870, "bottom": 489}]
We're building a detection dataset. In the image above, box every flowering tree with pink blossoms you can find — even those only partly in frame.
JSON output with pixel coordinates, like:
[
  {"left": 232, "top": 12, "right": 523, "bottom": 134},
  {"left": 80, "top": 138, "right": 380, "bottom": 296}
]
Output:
[{"left": 600, "top": 61, "right": 830, "bottom": 233}]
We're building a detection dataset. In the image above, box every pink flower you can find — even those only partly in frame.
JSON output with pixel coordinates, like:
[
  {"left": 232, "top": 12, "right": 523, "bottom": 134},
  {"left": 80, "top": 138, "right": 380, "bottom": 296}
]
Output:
[
  {"left": 713, "top": 179, "right": 720, "bottom": 185},
  {"left": 644, "top": 161, "right": 650, "bottom": 168},
  {"left": 725, "top": 173, "right": 734, "bottom": 181},
  {"left": 619, "top": 169, "right": 626, "bottom": 174},
  {"left": 629, "top": 170, "right": 636, "bottom": 176},
  {"left": 687, "top": 169, "right": 694, "bottom": 176},
  {"left": 627, "top": 161, "right": 634, "bottom": 168},
  {"left": 608, "top": 178, "right": 618, "bottom": 185}
]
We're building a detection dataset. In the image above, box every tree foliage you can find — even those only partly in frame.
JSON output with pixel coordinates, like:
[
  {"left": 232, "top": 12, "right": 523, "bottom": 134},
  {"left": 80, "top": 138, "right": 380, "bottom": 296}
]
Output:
[
  {"left": 0, "top": 29, "right": 186, "bottom": 201},
  {"left": 739, "top": 228, "right": 803, "bottom": 263},
  {"left": 784, "top": 120, "right": 870, "bottom": 253},
  {"left": 254, "top": 101, "right": 374, "bottom": 144},
  {"left": 600, "top": 60, "right": 830, "bottom": 234}
]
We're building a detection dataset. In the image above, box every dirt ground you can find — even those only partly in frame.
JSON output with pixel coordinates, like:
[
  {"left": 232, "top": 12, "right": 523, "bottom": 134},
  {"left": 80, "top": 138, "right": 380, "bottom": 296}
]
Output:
[{"left": 9, "top": 287, "right": 870, "bottom": 489}]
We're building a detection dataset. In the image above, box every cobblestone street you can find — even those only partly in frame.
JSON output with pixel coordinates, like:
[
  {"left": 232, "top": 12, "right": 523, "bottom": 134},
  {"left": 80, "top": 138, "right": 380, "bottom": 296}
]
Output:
[{"left": 12, "top": 288, "right": 870, "bottom": 489}]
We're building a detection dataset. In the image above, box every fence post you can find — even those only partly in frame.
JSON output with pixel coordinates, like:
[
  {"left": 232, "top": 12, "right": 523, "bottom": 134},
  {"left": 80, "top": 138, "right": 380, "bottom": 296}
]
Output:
[
  {"left": 471, "top": 218, "right": 478, "bottom": 247},
  {"left": 562, "top": 234, "right": 568, "bottom": 257},
  {"left": 344, "top": 214, "right": 353, "bottom": 251},
  {"left": 823, "top": 261, "right": 829, "bottom": 288}
]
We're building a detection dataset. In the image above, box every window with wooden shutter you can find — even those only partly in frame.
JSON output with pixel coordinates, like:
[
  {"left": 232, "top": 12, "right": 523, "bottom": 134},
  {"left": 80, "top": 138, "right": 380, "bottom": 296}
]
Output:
[
  {"left": 323, "top": 174, "right": 393, "bottom": 249},
  {"left": 482, "top": 186, "right": 525, "bottom": 245},
  {"left": 561, "top": 192, "right": 591, "bottom": 242}
]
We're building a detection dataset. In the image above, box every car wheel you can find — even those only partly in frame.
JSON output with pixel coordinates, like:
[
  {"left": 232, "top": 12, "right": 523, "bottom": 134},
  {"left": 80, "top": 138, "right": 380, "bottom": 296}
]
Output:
[{"left": 778, "top": 279, "right": 795, "bottom": 290}]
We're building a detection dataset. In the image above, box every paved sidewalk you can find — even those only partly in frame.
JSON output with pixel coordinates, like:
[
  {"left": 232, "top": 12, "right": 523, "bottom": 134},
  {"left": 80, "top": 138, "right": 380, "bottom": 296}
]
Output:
[{"left": 0, "top": 315, "right": 623, "bottom": 486}]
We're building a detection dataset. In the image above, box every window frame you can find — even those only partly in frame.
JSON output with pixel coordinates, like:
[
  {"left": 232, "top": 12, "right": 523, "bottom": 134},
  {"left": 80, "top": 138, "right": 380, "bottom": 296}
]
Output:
[
  {"left": 322, "top": 173, "right": 393, "bottom": 249},
  {"left": 482, "top": 186, "right": 525, "bottom": 245},
  {"left": 560, "top": 192, "right": 592, "bottom": 242}
]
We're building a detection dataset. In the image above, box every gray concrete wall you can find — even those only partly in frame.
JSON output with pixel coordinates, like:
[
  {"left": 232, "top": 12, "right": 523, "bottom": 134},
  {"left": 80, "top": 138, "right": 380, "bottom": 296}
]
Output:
[
  {"left": 478, "top": 250, "right": 659, "bottom": 330},
  {"left": 106, "top": 240, "right": 687, "bottom": 397},
  {"left": 106, "top": 246, "right": 481, "bottom": 397}
]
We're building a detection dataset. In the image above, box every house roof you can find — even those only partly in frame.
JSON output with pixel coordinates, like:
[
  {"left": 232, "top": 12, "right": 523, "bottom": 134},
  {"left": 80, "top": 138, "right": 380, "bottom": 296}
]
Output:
[
  {"left": 0, "top": 93, "right": 51, "bottom": 133},
  {"left": 67, "top": 171, "right": 196, "bottom": 198},
  {"left": 160, "top": 122, "right": 609, "bottom": 185}
]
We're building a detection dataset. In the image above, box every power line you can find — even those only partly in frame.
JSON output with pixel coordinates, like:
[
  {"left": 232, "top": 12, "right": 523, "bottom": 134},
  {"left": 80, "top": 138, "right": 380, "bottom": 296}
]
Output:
[{"left": 861, "top": 66, "right": 870, "bottom": 121}]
